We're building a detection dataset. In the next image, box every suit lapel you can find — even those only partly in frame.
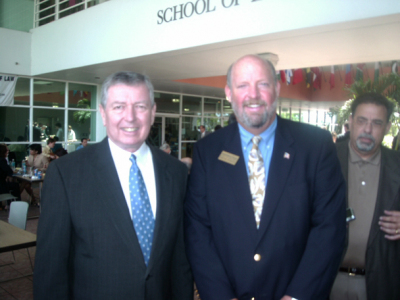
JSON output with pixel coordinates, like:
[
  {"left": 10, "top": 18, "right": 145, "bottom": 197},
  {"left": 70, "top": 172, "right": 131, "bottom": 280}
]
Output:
[
  {"left": 368, "top": 148, "right": 400, "bottom": 246},
  {"left": 257, "top": 118, "right": 295, "bottom": 240},
  {"left": 92, "top": 139, "right": 146, "bottom": 270},
  {"left": 222, "top": 125, "right": 258, "bottom": 236},
  {"left": 146, "top": 147, "right": 173, "bottom": 272}
]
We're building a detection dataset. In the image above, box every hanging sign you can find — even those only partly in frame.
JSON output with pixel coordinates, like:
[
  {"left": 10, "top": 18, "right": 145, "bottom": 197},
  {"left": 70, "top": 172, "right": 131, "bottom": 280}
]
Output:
[{"left": 0, "top": 75, "right": 18, "bottom": 106}]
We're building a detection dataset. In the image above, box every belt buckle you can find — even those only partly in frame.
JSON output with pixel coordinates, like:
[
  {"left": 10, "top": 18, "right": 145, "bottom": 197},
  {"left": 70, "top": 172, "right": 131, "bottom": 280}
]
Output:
[{"left": 348, "top": 267, "right": 357, "bottom": 276}]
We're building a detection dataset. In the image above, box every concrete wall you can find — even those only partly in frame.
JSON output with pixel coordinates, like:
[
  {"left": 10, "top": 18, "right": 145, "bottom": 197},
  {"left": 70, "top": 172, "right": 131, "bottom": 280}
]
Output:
[{"left": 29, "top": 0, "right": 400, "bottom": 76}]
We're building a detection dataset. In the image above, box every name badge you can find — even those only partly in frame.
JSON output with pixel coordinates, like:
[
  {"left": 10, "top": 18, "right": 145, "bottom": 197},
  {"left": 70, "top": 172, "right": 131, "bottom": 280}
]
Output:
[{"left": 218, "top": 151, "right": 239, "bottom": 166}]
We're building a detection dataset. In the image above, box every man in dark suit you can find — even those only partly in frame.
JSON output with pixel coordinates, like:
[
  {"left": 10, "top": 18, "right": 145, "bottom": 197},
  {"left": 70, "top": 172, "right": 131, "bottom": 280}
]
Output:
[
  {"left": 185, "top": 55, "right": 346, "bottom": 300},
  {"left": 34, "top": 72, "right": 193, "bottom": 300},
  {"left": 330, "top": 93, "right": 400, "bottom": 300}
]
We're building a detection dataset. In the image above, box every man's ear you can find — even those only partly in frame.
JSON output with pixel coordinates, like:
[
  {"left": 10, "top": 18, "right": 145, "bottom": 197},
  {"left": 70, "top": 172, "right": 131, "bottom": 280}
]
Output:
[{"left": 225, "top": 85, "right": 232, "bottom": 103}]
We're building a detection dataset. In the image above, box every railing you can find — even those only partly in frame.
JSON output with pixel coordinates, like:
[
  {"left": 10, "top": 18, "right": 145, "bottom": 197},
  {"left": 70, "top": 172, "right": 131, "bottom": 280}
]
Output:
[{"left": 34, "top": 0, "right": 103, "bottom": 28}]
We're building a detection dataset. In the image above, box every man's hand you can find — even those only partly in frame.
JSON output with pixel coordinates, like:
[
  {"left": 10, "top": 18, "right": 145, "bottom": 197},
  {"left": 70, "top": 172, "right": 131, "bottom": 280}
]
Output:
[
  {"left": 379, "top": 210, "right": 400, "bottom": 240},
  {"left": 281, "top": 296, "right": 293, "bottom": 300}
]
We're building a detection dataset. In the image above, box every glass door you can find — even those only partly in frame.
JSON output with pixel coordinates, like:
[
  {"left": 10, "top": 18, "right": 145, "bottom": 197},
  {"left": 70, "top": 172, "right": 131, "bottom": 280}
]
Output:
[{"left": 148, "top": 116, "right": 180, "bottom": 159}]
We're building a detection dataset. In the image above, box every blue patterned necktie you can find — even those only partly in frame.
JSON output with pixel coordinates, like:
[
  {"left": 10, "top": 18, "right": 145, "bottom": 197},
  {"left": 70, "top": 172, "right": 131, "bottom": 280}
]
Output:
[{"left": 129, "top": 154, "right": 155, "bottom": 265}]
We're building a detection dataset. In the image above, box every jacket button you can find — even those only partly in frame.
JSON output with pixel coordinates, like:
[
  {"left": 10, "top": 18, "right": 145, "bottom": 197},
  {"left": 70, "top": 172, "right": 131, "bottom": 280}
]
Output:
[{"left": 254, "top": 254, "right": 261, "bottom": 261}]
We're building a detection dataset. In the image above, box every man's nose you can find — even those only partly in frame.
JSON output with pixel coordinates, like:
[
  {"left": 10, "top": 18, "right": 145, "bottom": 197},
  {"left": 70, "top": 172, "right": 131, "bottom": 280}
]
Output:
[
  {"left": 364, "top": 121, "right": 373, "bottom": 133},
  {"left": 124, "top": 105, "right": 136, "bottom": 121},
  {"left": 248, "top": 84, "right": 260, "bottom": 99}
]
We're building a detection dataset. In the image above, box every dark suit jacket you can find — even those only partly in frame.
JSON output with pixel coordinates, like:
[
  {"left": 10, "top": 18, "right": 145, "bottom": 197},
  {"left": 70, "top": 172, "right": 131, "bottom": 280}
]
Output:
[
  {"left": 33, "top": 138, "right": 193, "bottom": 300},
  {"left": 185, "top": 117, "right": 346, "bottom": 300},
  {"left": 336, "top": 142, "right": 400, "bottom": 299}
]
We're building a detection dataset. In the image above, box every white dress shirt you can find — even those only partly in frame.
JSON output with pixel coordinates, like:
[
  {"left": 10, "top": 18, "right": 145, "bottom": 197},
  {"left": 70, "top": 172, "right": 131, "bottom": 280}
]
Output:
[{"left": 108, "top": 138, "right": 157, "bottom": 219}]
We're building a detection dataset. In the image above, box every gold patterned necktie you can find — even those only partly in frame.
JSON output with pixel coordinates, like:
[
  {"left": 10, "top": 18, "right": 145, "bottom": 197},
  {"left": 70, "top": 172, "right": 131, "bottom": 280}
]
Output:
[{"left": 248, "top": 136, "right": 265, "bottom": 229}]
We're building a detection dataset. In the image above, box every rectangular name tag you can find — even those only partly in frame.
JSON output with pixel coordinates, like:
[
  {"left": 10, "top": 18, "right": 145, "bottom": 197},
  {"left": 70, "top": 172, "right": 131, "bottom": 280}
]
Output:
[{"left": 218, "top": 151, "right": 239, "bottom": 166}]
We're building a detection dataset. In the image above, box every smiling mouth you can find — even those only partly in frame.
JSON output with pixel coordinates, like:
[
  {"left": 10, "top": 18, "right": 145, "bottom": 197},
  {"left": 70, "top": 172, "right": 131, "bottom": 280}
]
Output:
[{"left": 122, "top": 127, "right": 138, "bottom": 132}]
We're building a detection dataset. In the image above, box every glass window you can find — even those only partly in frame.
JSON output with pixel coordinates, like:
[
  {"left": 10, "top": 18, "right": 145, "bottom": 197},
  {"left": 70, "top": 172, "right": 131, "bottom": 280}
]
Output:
[
  {"left": 223, "top": 99, "right": 233, "bottom": 118},
  {"left": 154, "top": 93, "right": 180, "bottom": 114},
  {"left": 279, "top": 107, "right": 291, "bottom": 120},
  {"left": 67, "top": 110, "right": 96, "bottom": 143},
  {"left": 204, "top": 98, "right": 222, "bottom": 117},
  {"left": 148, "top": 117, "right": 162, "bottom": 147},
  {"left": 182, "top": 96, "right": 201, "bottom": 116},
  {"left": 291, "top": 108, "right": 300, "bottom": 122},
  {"left": 181, "top": 142, "right": 195, "bottom": 159},
  {"left": 13, "top": 77, "right": 30, "bottom": 106},
  {"left": 204, "top": 118, "right": 221, "bottom": 133},
  {"left": 0, "top": 107, "right": 29, "bottom": 142},
  {"left": 68, "top": 83, "right": 97, "bottom": 109},
  {"left": 33, "top": 80, "right": 66, "bottom": 108},
  {"left": 165, "top": 117, "right": 179, "bottom": 158},
  {"left": 309, "top": 110, "right": 317, "bottom": 126},
  {"left": 300, "top": 110, "right": 309, "bottom": 123},
  {"left": 182, "top": 117, "right": 200, "bottom": 141},
  {"left": 33, "top": 108, "right": 65, "bottom": 142}
]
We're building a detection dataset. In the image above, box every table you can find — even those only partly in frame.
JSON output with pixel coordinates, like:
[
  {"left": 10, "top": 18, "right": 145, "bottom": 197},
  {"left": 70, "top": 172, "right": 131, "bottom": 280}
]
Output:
[
  {"left": 14, "top": 174, "right": 44, "bottom": 201},
  {"left": 0, "top": 220, "right": 37, "bottom": 282},
  {"left": 0, "top": 220, "right": 36, "bottom": 253}
]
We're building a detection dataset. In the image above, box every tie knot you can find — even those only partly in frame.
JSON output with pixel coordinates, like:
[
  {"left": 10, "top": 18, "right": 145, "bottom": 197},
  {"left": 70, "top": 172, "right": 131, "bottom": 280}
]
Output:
[
  {"left": 252, "top": 136, "right": 262, "bottom": 145},
  {"left": 130, "top": 154, "right": 137, "bottom": 164}
]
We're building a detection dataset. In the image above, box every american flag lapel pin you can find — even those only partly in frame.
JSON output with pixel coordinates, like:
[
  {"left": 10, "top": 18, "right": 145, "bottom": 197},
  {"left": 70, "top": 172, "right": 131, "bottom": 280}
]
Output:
[{"left": 284, "top": 152, "right": 290, "bottom": 159}]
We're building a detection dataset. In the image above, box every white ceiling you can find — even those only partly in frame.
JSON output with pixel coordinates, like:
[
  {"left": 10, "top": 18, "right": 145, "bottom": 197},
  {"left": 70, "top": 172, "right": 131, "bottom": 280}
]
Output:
[{"left": 38, "top": 13, "right": 400, "bottom": 110}]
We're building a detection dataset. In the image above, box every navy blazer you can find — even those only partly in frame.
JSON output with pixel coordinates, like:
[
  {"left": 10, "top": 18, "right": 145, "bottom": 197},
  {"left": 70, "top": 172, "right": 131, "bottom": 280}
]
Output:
[
  {"left": 185, "top": 117, "right": 346, "bottom": 300},
  {"left": 34, "top": 138, "right": 193, "bottom": 300}
]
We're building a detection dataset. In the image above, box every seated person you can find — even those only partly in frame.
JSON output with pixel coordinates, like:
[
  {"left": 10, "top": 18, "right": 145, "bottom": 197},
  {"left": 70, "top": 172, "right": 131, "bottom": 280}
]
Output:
[
  {"left": 42, "top": 138, "right": 58, "bottom": 162},
  {"left": 51, "top": 136, "right": 63, "bottom": 153},
  {"left": 21, "top": 144, "right": 47, "bottom": 205},
  {"left": 55, "top": 148, "right": 68, "bottom": 157},
  {"left": 76, "top": 138, "right": 88, "bottom": 150},
  {"left": 0, "top": 144, "right": 21, "bottom": 209}
]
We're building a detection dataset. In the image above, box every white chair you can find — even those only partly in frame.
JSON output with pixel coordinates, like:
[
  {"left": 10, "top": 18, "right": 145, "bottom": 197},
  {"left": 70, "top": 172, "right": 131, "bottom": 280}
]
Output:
[
  {"left": 8, "top": 201, "right": 34, "bottom": 272},
  {"left": 9, "top": 201, "right": 29, "bottom": 230}
]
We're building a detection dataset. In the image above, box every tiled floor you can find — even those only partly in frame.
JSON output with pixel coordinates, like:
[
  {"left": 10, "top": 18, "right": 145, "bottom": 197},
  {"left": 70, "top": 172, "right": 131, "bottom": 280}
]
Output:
[{"left": 1, "top": 192, "right": 40, "bottom": 300}]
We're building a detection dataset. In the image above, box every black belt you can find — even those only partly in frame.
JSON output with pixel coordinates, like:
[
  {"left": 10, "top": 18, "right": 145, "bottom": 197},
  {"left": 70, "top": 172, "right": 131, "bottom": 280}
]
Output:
[{"left": 339, "top": 267, "right": 366, "bottom": 276}]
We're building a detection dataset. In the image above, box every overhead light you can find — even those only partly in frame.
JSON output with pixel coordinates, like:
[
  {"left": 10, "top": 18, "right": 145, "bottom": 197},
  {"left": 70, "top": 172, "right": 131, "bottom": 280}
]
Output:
[
  {"left": 172, "top": 99, "right": 180, "bottom": 103},
  {"left": 257, "top": 52, "right": 279, "bottom": 66},
  {"left": 184, "top": 108, "right": 190, "bottom": 111},
  {"left": 34, "top": 81, "right": 53, "bottom": 85}
]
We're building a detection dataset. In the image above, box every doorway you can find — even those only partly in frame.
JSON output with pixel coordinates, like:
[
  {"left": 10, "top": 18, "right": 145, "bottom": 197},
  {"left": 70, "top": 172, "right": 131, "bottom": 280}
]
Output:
[{"left": 147, "top": 116, "right": 180, "bottom": 159}]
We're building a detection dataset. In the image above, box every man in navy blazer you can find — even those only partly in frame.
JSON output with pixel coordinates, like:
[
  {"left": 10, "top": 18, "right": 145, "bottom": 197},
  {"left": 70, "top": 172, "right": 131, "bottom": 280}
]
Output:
[
  {"left": 185, "top": 55, "right": 346, "bottom": 300},
  {"left": 34, "top": 72, "right": 193, "bottom": 299}
]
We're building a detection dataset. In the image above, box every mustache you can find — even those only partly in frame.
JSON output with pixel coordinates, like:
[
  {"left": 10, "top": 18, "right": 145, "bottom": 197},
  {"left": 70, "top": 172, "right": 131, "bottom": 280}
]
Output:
[{"left": 357, "top": 133, "right": 375, "bottom": 143}]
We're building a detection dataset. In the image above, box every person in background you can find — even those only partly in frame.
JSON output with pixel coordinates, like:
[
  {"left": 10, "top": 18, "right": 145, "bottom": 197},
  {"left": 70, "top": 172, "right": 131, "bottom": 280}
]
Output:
[
  {"left": 55, "top": 123, "right": 63, "bottom": 141},
  {"left": 185, "top": 54, "right": 346, "bottom": 300},
  {"left": 198, "top": 125, "right": 209, "bottom": 139},
  {"left": 76, "top": 138, "right": 88, "bottom": 150},
  {"left": 42, "top": 138, "right": 58, "bottom": 162},
  {"left": 51, "top": 136, "right": 63, "bottom": 153},
  {"left": 331, "top": 93, "right": 400, "bottom": 300},
  {"left": 337, "top": 121, "right": 350, "bottom": 143},
  {"left": 214, "top": 124, "right": 222, "bottom": 131},
  {"left": 332, "top": 131, "right": 338, "bottom": 143},
  {"left": 159, "top": 142, "right": 171, "bottom": 154},
  {"left": 33, "top": 122, "right": 42, "bottom": 142},
  {"left": 34, "top": 71, "right": 193, "bottom": 300},
  {"left": 21, "top": 144, "right": 48, "bottom": 205},
  {"left": 67, "top": 125, "right": 76, "bottom": 142},
  {"left": 0, "top": 144, "right": 21, "bottom": 210}
]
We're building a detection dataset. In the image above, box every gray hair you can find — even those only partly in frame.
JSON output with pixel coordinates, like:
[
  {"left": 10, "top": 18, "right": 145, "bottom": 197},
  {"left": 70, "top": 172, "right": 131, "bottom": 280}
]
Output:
[
  {"left": 159, "top": 142, "right": 171, "bottom": 151},
  {"left": 100, "top": 71, "right": 155, "bottom": 108},
  {"left": 226, "top": 55, "right": 277, "bottom": 89}
]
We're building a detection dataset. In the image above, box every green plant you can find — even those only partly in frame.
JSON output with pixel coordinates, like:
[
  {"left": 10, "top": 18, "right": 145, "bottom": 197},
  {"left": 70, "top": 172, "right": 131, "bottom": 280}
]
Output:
[{"left": 73, "top": 98, "right": 91, "bottom": 124}]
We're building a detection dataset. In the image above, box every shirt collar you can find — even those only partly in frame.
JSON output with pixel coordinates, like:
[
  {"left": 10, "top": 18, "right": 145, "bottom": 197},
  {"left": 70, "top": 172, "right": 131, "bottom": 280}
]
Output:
[
  {"left": 108, "top": 138, "right": 150, "bottom": 164},
  {"left": 348, "top": 141, "right": 381, "bottom": 166},
  {"left": 238, "top": 117, "right": 277, "bottom": 147}
]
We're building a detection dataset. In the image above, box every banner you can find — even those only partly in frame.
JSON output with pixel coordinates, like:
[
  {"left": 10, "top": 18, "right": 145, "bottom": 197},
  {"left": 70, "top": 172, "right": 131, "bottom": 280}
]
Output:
[{"left": 0, "top": 75, "right": 18, "bottom": 106}]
